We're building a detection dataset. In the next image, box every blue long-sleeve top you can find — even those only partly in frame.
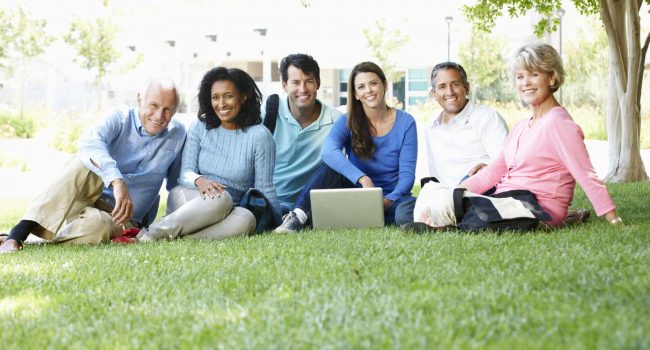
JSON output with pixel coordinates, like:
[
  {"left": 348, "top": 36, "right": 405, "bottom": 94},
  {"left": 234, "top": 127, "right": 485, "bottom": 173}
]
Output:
[
  {"left": 180, "top": 120, "right": 281, "bottom": 219},
  {"left": 77, "top": 107, "right": 185, "bottom": 224},
  {"left": 321, "top": 109, "right": 418, "bottom": 201}
]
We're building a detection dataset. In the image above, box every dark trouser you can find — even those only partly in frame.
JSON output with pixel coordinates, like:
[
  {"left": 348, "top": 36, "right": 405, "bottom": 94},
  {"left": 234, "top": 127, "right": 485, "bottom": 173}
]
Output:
[
  {"left": 294, "top": 163, "right": 356, "bottom": 218},
  {"left": 294, "top": 163, "right": 413, "bottom": 225},
  {"left": 395, "top": 196, "right": 417, "bottom": 226}
]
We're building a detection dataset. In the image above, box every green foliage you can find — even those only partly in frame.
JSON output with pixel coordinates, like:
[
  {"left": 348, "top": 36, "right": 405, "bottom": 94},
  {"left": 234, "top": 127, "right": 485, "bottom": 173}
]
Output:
[
  {"left": 0, "top": 184, "right": 649, "bottom": 348},
  {"left": 563, "top": 18, "right": 609, "bottom": 112},
  {"left": 0, "top": 152, "right": 29, "bottom": 171},
  {"left": 463, "top": 0, "right": 598, "bottom": 37},
  {"left": 50, "top": 119, "right": 88, "bottom": 154},
  {"left": 458, "top": 28, "right": 516, "bottom": 103},
  {"left": 0, "top": 113, "right": 36, "bottom": 138},
  {"left": 63, "top": 2, "right": 120, "bottom": 82},
  {"left": 363, "top": 19, "right": 409, "bottom": 83},
  {"left": 117, "top": 52, "right": 144, "bottom": 75},
  {"left": 484, "top": 101, "right": 609, "bottom": 142},
  {"left": 0, "top": 7, "right": 53, "bottom": 73}
]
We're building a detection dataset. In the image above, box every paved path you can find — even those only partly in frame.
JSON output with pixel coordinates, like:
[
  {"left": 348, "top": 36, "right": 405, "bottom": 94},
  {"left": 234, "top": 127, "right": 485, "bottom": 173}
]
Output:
[{"left": 0, "top": 138, "right": 71, "bottom": 198}]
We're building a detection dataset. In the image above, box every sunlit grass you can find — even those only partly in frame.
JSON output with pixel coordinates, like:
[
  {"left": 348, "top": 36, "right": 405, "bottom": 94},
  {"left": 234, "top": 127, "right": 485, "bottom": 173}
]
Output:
[{"left": 0, "top": 184, "right": 649, "bottom": 349}]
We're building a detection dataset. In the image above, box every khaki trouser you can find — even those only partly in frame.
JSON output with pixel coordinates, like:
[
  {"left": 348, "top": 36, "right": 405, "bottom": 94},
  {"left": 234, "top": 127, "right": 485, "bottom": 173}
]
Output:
[
  {"left": 22, "top": 157, "right": 122, "bottom": 244},
  {"left": 139, "top": 186, "right": 256, "bottom": 241}
]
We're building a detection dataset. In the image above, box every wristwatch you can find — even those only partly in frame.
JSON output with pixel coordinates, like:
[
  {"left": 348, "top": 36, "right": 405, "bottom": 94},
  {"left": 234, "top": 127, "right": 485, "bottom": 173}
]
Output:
[{"left": 609, "top": 217, "right": 623, "bottom": 225}]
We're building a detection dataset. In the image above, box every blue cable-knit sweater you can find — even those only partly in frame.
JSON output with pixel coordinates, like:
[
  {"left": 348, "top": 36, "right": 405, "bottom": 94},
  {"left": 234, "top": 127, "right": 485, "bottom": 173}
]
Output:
[{"left": 179, "top": 120, "right": 281, "bottom": 219}]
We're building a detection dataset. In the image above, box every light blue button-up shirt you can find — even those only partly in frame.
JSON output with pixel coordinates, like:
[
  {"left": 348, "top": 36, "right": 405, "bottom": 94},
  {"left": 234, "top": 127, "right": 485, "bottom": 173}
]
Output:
[{"left": 77, "top": 107, "right": 186, "bottom": 224}]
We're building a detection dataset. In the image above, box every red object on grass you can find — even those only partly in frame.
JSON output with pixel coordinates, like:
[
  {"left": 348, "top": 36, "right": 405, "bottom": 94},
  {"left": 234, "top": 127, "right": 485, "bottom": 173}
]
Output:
[
  {"left": 111, "top": 236, "right": 136, "bottom": 244},
  {"left": 122, "top": 228, "right": 141, "bottom": 238}
]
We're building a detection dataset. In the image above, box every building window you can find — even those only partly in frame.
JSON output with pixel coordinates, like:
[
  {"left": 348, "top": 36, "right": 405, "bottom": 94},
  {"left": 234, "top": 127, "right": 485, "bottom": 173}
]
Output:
[
  {"left": 408, "top": 96, "right": 429, "bottom": 106},
  {"left": 408, "top": 81, "right": 429, "bottom": 91},
  {"left": 406, "top": 68, "right": 430, "bottom": 108},
  {"left": 338, "top": 69, "right": 350, "bottom": 107}
]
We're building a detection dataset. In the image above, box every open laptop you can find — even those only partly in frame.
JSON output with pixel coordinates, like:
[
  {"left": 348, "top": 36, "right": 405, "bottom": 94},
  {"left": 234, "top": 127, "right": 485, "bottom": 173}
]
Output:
[{"left": 310, "top": 187, "right": 384, "bottom": 229}]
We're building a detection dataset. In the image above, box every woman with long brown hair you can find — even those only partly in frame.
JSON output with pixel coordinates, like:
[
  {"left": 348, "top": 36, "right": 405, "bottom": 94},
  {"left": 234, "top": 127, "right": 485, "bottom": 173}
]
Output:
[{"left": 275, "top": 61, "right": 418, "bottom": 232}]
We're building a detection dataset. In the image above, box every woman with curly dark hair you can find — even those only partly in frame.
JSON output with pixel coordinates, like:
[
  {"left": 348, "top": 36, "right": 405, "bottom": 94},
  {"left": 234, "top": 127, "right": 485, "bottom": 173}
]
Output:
[
  {"left": 138, "top": 67, "right": 280, "bottom": 241},
  {"left": 275, "top": 61, "right": 418, "bottom": 232}
]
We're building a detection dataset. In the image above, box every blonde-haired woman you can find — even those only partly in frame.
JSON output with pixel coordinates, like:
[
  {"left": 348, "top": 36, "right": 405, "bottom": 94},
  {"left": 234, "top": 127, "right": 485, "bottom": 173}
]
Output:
[{"left": 462, "top": 43, "right": 620, "bottom": 227}]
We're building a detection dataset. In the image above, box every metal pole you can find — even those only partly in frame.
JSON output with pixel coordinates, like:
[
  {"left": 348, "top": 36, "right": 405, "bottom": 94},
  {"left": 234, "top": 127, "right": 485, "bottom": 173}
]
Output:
[
  {"left": 447, "top": 22, "right": 450, "bottom": 61},
  {"left": 445, "top": 16, "right": 453, "bottom": 61}
]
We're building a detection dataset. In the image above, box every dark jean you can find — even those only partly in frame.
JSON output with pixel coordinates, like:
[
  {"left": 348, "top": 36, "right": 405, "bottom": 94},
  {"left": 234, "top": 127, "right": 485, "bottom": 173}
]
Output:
[{"left": 294, "top": 163, "right": 413, "bottom": 225}]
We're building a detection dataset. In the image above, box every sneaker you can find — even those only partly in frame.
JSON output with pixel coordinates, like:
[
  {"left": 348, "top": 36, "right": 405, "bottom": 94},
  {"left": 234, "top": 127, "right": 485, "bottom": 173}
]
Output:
[
  {"left": 274, "top": 212, "right": 304, "bottom": 233},
  {"left": 135, "top": 229, "right": 154, "bottom": 242}
]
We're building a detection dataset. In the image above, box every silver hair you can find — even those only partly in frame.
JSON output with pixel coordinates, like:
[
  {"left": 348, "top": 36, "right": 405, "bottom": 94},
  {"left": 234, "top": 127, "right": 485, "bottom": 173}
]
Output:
[
  {"left": 512, "top": 43, "right": 565, "bottom": 92},
  {"left": 141, "top": 78, "right": 180, "bottom": 113}
]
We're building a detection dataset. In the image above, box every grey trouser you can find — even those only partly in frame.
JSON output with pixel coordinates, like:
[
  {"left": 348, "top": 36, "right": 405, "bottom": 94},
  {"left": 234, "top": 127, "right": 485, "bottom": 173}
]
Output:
[{"left": 139, "top": 186, "right": 255, "bottom": 241}]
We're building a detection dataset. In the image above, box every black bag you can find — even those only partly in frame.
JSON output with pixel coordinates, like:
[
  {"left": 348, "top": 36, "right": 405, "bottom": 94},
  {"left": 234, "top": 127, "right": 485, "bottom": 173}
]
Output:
[
  {"left": 238, "top": 188, "right": 275, "bottom": 233},
  {"left": 453, "top": 189, "right": 551, "bottom": 232},
  {"left": 263, "top": 94, "right": 279, "bottom": 134}
]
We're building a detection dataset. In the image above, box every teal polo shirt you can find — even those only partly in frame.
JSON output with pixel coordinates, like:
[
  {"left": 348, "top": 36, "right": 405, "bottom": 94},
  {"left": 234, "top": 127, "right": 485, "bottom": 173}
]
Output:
[{"left": 262, "top": 96, "right": 342, "bottom": 208}]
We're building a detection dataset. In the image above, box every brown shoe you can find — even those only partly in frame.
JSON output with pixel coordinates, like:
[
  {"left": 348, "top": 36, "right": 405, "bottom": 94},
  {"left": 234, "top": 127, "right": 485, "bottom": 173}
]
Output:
[
  {"left": 564, "top": 209, "right": 591, "bottom": 226},
  {"left": 0, "top": 238, "right": 22, "bottom": 254}
]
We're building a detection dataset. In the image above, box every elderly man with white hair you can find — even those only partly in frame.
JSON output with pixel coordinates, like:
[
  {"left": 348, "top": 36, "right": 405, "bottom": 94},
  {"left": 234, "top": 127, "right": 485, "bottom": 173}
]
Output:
[{"left": 0, "top": 78, "right": 186, "bottom": 253}]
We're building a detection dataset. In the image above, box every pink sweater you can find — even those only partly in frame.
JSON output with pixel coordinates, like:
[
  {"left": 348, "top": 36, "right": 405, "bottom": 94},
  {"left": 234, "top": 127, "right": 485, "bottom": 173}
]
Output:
[{"left": 464, "top": 106, "right": 615, "bottom": 226}]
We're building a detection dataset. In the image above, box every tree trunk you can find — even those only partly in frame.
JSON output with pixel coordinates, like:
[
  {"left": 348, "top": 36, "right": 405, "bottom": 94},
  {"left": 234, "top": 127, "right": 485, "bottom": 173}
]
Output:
[{"left": 600, "top": 0, "right": 648, "bottom": 182}]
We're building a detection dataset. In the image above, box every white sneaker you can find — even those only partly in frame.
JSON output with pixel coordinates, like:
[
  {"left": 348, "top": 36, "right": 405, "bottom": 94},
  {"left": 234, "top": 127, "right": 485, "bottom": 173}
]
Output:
[{"left": 274, "top": 212, "right": 304, "bottom": 233}]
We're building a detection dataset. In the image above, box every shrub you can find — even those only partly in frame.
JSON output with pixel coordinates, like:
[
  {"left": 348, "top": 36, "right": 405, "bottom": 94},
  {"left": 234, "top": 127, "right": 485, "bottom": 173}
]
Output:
[
  {"left": 51, "top": 120, "right": 87, "bottom": 153},
  {"left": 0, "top": 151, "right": 30, "bottom": 171},
  {"left": 0, "top": 114, "right": 37, "bottom": 138}
]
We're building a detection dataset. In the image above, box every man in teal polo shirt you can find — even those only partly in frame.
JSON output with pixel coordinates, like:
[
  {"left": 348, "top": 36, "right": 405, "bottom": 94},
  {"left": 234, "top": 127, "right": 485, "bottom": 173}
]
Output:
[{"left": 263, "top": 54, "right": 342, "bottom": 214}]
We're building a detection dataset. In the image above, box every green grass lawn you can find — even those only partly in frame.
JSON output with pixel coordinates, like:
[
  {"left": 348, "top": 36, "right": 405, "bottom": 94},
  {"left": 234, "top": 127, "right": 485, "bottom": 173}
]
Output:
[{"left": 1, "top": 183, "right": 649, "bottom": 349}]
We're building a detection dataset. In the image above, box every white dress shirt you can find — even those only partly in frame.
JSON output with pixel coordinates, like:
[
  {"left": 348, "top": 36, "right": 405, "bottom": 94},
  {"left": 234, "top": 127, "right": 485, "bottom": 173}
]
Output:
[{"left": 424, "top": 103, "right": 508, "bottom": 186}]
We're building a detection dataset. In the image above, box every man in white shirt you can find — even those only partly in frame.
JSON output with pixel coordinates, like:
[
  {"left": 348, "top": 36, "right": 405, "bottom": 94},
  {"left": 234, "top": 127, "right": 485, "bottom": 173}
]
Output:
[{"left": 396, "top": 62, "right": 508, "bottom": 225}]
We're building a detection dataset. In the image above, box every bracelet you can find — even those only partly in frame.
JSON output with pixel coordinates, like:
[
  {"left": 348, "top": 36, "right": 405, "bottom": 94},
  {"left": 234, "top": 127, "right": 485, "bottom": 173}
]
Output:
[{"left": 609, "top": 217, "right": 623, "bottom": 225}]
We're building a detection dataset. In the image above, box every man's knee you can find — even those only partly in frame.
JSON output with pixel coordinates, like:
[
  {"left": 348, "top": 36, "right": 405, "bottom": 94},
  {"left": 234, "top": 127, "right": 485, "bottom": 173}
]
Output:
[{"left": 55, "top": 207, "right": 115, "bottom": 244}]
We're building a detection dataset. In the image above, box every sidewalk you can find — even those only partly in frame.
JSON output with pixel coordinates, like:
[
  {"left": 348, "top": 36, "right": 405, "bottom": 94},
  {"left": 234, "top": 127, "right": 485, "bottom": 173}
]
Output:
[{"left": 0, "top": 138, "right": 71, "bottom": 198}]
